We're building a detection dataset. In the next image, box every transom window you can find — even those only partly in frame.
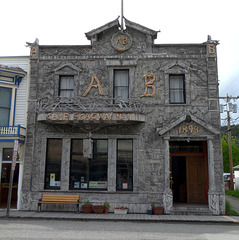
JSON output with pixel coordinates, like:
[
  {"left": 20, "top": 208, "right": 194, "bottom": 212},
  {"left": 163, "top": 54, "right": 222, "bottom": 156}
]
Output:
[
  {"left": 113, "top": 69, "right": 129, "bottom": 101},
  {"left": 59, "top": 75, "right": 74, "bottom": 98},
  {"left": 169, "top": 75, "right": 185, "bottom": 104},
  {"left": 0, "top": 87, "right": 12, "bottom": 125},
  {"left": 3, "top": 148, "right": 20, "bottom": 161}
]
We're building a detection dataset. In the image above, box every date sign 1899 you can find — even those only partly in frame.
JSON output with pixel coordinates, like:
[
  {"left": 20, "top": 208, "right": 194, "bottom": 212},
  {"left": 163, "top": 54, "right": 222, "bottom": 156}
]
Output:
[{"left": 178, "top": 125, "right": 200, "bottom": 134}]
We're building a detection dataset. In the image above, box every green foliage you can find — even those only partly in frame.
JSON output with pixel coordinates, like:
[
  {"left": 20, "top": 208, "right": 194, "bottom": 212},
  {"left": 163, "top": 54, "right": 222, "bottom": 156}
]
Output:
[
  {"left": 104, "top": 202, "right": 110, "bottom": 209},
  {"left": 225, "top": 190, "right": 239, "bottom": 198},
  {"left": 221, "top": 125, "right": 239, "bottom": 140},
  {"left": 221, "top": 136, "right": 239, "bottom": 173},
  {"left": 83, "top": 200, "right": 92, "bottom": 206},
  {"left": 225, "top": 200, "right": 239, "bottom": 216}
]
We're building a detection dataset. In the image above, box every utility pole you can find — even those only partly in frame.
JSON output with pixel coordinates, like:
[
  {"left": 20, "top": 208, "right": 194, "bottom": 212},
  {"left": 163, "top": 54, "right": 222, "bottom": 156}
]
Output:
[
  {"left": 220, "top": 94, "right": 239, "bottom": 190},
  {"left": 226, "top": 94, "right": 234, "bottom": 190}
]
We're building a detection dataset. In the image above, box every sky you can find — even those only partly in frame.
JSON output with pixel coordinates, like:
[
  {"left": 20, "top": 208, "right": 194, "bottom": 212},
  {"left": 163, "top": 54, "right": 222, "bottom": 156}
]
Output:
[{"left": 1, "top": 0, "right": 239, "bottom": 124}]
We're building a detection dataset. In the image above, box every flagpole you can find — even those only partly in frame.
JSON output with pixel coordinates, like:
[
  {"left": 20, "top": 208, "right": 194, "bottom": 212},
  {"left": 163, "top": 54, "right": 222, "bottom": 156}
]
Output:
[{"left": 121, "top": 0, "right": 124, "bottom": 30}]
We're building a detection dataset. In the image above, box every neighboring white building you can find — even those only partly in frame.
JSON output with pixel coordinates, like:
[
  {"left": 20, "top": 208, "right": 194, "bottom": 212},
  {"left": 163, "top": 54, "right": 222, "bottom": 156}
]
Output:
[
  {"left": 0, "top": 56, "right": 29, "bottom": 209},
  {"left": 234, "top": 165, "right": 239, "bottom": 190}
]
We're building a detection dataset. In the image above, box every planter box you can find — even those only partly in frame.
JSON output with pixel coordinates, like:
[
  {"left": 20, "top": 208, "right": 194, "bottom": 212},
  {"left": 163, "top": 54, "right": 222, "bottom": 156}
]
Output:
[
  {"left": 82, "top": 206, "right": 92, "bottom": 213},
  {"left": 114, "top": 208, "right": 128, "bottom": 214},
  {"left": 93, "top": 205, "right": 104, "bottom": 214},
  {"left": 153, "top": 207, "right": 164, "bottom": 215}
]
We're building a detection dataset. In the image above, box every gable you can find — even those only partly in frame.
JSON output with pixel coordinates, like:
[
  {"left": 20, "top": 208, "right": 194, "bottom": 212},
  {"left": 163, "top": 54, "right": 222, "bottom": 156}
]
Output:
[
  {"left": 157, "top": 113, "right": 220, "bottom": 137},
  {"left": 84, "top": 18, "right": 159, "bottom": 54}
]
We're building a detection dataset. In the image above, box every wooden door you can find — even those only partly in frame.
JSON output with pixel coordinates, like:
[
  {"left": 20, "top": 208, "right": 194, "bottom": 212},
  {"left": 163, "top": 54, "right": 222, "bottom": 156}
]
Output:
[{"left": 186, "top": 156, "right": 207, "bottom": 203}]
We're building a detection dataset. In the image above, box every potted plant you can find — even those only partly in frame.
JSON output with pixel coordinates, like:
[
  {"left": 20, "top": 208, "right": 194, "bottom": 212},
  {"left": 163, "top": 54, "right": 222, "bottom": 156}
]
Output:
[
  {"left": 114, "top": 206, "right": 128, "bottom": 214},
  {"left": 93, "top": 205, "right": 104, "bottom": 214},
  {"left": 151, "top": 203, "right": 164, "bottom": 215},
  {"left": 147, "top": 204, "right": 153, "bottom": 215},
  {"left": 82, "top": 200, "right": 92, "bottom": 213},
  {"left": 104, "top": 202, "right": 110, "bottom": 214}
]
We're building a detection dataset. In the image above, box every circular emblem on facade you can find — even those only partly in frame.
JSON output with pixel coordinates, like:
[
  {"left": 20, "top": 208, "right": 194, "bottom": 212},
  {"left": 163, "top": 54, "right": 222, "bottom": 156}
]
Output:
[{"left": 111, "top": 32, "right": 132, "bottom": 52}]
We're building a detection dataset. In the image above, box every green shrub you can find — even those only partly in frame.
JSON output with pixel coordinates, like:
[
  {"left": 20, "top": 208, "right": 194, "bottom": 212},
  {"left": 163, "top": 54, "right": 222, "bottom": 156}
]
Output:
[
  {"left": 225, "top": 200, "right": 239, "bottom": 216},
  {"left": 225, "top": 190, "right": 239, "bottom": 198}
]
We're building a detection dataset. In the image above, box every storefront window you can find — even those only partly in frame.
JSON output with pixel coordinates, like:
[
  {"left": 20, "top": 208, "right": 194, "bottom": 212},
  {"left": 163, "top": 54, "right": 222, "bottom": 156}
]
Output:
[
  {"left": 116, "top": 139, "right": 133, "bottom": 191},
  {"left": 44, "top": 139, "right": 62, "bottom": 190},
  {"left": 69, "top": 139, "right": 108, "bottom": 190}
]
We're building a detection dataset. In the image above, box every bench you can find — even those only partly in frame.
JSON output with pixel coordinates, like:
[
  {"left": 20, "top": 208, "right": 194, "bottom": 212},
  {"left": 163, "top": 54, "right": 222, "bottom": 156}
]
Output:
[{"left": 38, "top": 194, "right": 81, "bottom": 212}]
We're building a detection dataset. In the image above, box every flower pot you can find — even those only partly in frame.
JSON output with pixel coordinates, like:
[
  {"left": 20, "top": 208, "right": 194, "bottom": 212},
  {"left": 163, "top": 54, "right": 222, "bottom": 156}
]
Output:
[
  {"left": 93, "top": 205, "right": 104, "bottom": 214},
  {"left": 82, "top": 205, "right": 92, "bottom": 213},
  {"left": 153, "top": 206, "right": 164, "bottom": 215},
  {"left": 114, "top": 208, "right": 128, "bottom": 214},
  {"left": 147, "top": 209, "right": 153, "bottom": 215},
  {"left": 104, "top": 208, "right": 109, "bottom": 214}
]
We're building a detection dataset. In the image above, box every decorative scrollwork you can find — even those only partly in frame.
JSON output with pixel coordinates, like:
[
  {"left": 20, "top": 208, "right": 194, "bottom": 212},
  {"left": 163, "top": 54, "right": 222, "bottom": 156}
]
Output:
[{"left": 37, "top": 96, "right": 146, "bottom": 113}]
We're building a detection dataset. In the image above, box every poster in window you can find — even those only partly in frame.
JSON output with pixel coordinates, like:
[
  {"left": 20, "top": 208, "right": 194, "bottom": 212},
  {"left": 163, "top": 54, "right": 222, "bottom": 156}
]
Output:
[
  {"left": 122, "top": 183, "right": 128, "bottom": 189},
  {"left": 81, "top": 183, "right": 88, "bottom": 189},
  {"left": 74, "top": 182, "right": 80, "bottom": 188},
  {"left": 89, "top": 181, "right": 107, "bottom": 189},
  {"left": 50, "top": 173, "right": 55, "bottom": 186}
]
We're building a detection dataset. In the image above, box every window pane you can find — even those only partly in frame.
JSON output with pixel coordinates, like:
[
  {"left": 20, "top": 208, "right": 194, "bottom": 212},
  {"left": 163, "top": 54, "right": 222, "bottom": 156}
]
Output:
[
  {"left": 3, "top": 148, "right": 19, "bottom": 161},
  {"left": 0, "top": 88, "right": 11, "bottom": 108},
  {"left": 116, "top": 139, "right": 133, "bottom": 191},
  {"left": 69, "top": 139, "right": 108, "bottom": 190},
  {"left": 114, "top": 70, "right": 129, "bottom": 99},
  {"left": 44, "top": 139, "right": 62, "bottom": 189},
  {"left": 0, "top": 88, "right": 11, "bottom": 125},
  {"left": 59, "top": 75, "right": 74, "bottom": 97},
  {"left": 169, "top": 75, "right": 185, "bottom": 104},
  {"left": 0, "top": 108, "right": 10, "bottom": 125}
]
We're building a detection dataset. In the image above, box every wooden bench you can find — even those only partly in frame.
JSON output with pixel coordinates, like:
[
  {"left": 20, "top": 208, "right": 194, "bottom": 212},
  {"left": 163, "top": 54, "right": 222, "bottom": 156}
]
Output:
[{"left": 38, "top": 194, "right": 81, "bottom": 212}]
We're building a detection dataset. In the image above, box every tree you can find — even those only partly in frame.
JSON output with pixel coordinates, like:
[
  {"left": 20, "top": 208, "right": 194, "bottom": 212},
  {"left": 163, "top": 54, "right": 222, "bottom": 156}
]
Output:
[{"left": 222, "top": 136, "right": 239, "bottom": 173}]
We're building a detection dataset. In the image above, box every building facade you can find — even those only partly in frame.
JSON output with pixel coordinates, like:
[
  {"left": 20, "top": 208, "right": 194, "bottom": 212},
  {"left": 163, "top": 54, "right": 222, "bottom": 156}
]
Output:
[
  {"left": 0, "top": 57, "right": 29, "bottom": 209},
  {"left": 21, "top": 18, "right": 225, "bottom": 214}
]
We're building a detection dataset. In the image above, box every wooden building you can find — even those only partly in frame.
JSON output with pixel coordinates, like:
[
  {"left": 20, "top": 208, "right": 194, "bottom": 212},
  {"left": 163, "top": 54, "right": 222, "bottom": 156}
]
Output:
[{"left": 0, "top": 57, "right": 29, "bottom": 209}]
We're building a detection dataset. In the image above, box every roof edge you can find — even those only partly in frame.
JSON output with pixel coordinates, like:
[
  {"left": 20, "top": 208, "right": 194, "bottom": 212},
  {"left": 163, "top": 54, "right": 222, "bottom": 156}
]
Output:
[{"left": 85, "top": 17, "right": 120, "bottom": 40}]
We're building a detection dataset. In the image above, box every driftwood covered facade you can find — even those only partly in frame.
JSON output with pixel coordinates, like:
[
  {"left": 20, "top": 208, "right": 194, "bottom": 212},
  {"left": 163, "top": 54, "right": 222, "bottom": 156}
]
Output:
[{"left": 21, "top": 18, "right": 225, "bottom": 215}]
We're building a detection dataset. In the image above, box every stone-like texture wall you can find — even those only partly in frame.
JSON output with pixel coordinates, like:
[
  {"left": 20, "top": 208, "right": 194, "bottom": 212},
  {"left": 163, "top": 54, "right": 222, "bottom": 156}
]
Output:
[{"left": 20, "top": 21, "right": 224, "bottom": 214}]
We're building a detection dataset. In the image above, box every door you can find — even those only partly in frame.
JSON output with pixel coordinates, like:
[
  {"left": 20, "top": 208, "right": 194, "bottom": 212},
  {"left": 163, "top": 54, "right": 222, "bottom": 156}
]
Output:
[
  {"left": 171, "top": 155, "right": 208, "bottom": 204},
  {"left": 187, "top": 156, "right": 207, "bottom": 203},
  {"left": 0, "top": 163, "right": 19, "bottom": 208}
]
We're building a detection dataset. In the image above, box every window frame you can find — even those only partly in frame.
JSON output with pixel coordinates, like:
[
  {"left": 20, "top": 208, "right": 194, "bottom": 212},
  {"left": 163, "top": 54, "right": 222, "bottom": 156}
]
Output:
[
  {"left": 44, "top": 138, "right": 62, "bottom": 190},
  {"left": 116, "top": 139, "right": 133, "bottom": 191},
  {"left": 58, "top": 75, "right": 75, "bottom": 98},
  {"left": 69, "top": 139, "right": 108, "bottom": 191},
  {"left": 169, "top": 74, "right": 186, "bottom": 104},
  {"left": 113, "top": 69, "right": 129, "bottom": 102},
  {"left": 2, "top": 148, "right": 20, "bottom": 162}
]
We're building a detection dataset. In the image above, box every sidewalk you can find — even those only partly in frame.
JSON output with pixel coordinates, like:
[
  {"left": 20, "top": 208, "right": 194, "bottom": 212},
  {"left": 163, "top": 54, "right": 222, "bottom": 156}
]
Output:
[{"left": 0, "top": 210, "right": 238, "bottom": 224}]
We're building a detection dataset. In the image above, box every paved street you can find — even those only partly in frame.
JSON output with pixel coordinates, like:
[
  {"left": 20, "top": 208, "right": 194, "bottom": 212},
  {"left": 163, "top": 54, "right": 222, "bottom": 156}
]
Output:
[{"left": 0, "top": 219, "right": 239, "bottom": 240}]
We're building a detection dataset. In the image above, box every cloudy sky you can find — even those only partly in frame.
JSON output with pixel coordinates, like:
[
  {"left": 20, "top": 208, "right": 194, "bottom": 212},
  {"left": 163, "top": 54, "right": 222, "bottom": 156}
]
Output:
[{"left": 1, "top": 0, "right": 239, "bottom": 124}]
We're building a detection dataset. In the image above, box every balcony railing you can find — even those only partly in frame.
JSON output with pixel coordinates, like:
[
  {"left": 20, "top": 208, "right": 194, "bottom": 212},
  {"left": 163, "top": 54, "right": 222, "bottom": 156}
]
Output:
[
  {"left": 36, "top": 96, "right": 146, "bottom": 114},
  {"left": 0, "top": 125, "right": 26, "bottom": 137}
]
